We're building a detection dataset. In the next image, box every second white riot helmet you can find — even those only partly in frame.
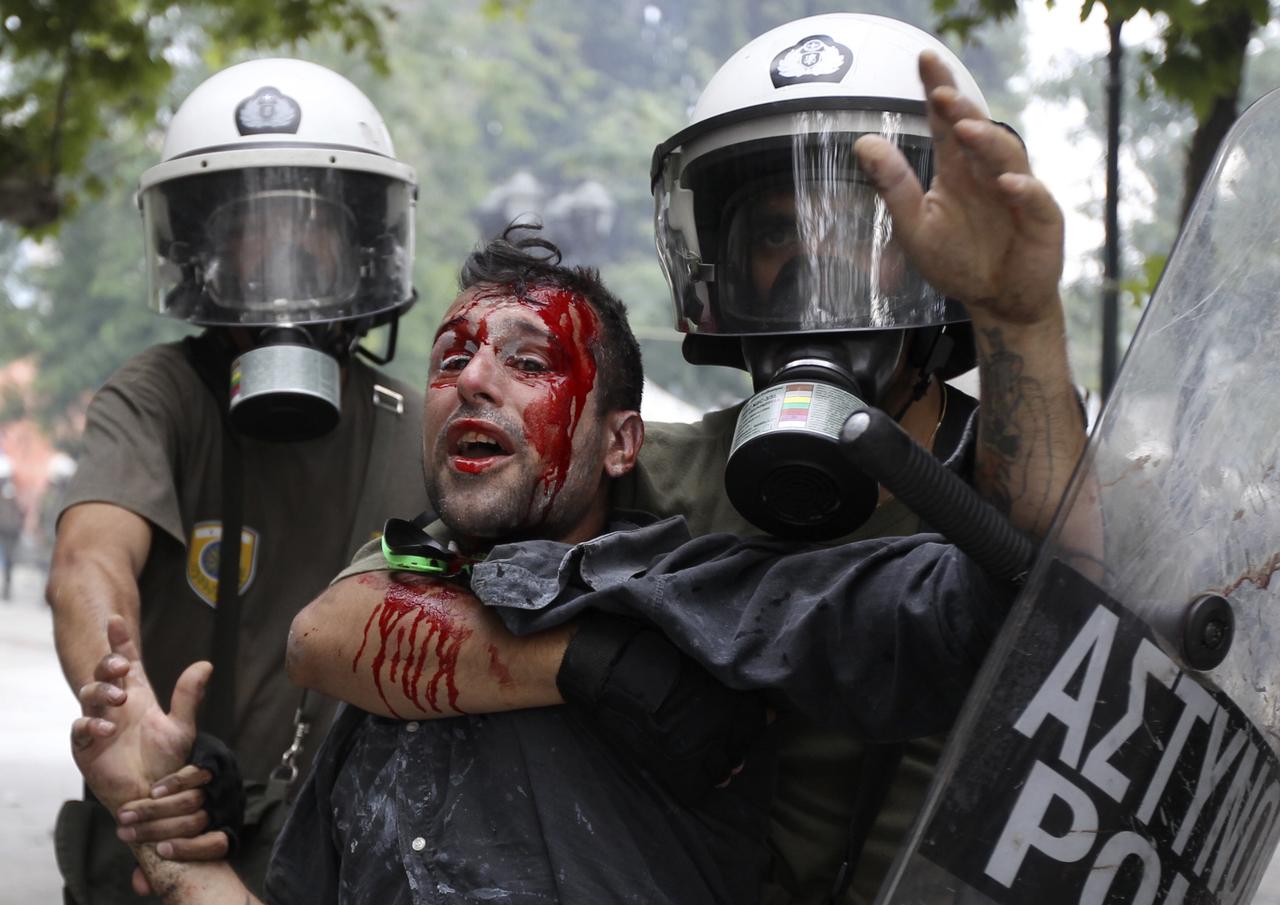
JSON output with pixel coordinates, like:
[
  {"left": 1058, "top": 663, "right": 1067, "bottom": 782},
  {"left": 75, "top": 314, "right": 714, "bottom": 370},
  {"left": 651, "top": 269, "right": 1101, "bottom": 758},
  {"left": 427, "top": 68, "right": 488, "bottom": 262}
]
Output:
[{"left": 652, "top": 14, "right": 990, "bottom": 373}]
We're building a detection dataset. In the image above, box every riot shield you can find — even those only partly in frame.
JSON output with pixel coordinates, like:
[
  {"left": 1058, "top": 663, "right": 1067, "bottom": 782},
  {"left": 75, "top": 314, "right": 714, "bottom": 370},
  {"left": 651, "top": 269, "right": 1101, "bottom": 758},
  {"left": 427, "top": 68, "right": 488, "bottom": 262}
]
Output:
[{"left": 877, "top": 88, "right": 1280, "bottom": 905}]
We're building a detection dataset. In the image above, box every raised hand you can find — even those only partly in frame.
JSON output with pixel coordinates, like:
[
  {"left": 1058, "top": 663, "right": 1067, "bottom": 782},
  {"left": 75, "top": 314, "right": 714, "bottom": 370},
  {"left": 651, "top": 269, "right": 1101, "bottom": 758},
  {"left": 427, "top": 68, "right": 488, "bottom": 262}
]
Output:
[
  {"left": 855, "top": 50, "right": 1065, "bottom": 326},
  {"left": 70, "top": 614, "right": 212, "bottom": 813}
]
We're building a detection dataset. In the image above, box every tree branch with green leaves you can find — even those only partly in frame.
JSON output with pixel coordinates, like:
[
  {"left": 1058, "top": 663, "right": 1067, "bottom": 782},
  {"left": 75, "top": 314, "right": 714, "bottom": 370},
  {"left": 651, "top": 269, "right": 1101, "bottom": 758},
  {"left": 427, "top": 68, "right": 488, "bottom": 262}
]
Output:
[
  {"left": 0, "top": 0, "right": 393, "bottom": 233},
  {"left": 931, "top": 0, "right": 1271, "bottom": 215}
]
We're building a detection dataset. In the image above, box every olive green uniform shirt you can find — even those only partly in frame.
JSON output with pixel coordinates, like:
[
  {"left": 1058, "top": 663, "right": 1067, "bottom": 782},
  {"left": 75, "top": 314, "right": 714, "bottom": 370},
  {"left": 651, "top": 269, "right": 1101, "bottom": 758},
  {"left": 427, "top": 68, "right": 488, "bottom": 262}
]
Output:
[{"left": 60, "top": 340, "right": 425, "bottom": 897}]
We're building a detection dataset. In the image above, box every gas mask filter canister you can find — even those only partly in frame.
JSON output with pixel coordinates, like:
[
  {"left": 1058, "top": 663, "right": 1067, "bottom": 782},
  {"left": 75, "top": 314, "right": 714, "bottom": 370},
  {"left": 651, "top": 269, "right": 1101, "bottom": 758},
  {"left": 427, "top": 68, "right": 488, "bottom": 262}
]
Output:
[
  {"left": 724, "top": 329, "right": 905, "bottom": 540},
  {"left": 229, "top": 326, "right": 342, "bottom": 441}
]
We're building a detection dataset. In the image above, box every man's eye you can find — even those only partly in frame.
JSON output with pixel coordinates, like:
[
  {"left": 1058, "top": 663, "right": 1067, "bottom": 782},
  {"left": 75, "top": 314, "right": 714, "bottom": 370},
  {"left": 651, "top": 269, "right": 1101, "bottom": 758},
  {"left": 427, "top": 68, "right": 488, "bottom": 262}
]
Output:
[
  {"left": 439, "top": 354, "right": 471, "bottom": 371},
  {"left": 752, "top": 222, "right": 798, "bottom": 250},
  {"left": 510, "top": 356, "right": 549, "bottom": 374}
]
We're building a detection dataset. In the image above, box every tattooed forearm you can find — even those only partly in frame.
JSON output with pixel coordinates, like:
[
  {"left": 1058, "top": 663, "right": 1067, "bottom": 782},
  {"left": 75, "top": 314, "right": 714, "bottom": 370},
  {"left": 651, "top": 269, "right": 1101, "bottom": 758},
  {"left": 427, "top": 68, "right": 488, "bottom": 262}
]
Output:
[{"left": 976, "top": 325, "right": 1054, "bottom": 528}]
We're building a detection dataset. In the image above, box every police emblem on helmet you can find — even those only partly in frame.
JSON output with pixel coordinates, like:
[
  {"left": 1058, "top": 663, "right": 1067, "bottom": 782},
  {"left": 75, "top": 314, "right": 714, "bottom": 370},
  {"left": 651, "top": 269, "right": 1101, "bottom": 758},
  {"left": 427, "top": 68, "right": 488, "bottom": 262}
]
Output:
[
  {"left": 771, "top": 35, "right": 852, "bottom": 88},
  {"left": 235, "top": 86, "right": 302, "bottom": 135}
]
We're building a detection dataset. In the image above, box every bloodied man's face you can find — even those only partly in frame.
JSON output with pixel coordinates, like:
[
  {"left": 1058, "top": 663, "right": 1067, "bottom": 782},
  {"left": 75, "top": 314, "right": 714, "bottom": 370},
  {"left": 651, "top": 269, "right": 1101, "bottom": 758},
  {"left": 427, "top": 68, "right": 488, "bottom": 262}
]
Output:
[{"left": 423, "top": 282, "right": 625, "bottom": 548}]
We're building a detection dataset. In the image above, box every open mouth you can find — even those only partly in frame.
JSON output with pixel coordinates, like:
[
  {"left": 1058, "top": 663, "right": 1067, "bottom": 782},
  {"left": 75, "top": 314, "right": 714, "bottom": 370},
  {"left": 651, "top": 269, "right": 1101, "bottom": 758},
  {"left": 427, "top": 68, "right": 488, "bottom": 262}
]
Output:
[
  {"left": 446, "top": 421, "right": 514, "bottom": 473},
  {"left": 455, "top": 431, "right": 508, "bottom": 458}
]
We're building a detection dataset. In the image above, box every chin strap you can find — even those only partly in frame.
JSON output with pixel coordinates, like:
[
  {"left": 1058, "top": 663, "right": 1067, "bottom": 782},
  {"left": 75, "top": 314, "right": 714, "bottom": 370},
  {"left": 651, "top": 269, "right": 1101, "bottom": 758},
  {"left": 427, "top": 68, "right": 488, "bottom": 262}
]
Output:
[
  {"left": 354, "top": 315, "right": 400, "bottom": 366},
  {"left": 892, "top": 369, "right": 935, "bottom": 423},
  {"left": 892, "top": 327, "right": 954, "bottom": 422}
]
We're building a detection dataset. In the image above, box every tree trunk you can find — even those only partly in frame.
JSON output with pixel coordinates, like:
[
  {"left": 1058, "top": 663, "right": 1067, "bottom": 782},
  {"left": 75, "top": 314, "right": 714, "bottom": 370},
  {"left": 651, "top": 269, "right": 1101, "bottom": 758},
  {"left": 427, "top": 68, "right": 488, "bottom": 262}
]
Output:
[
  {"left": 1101, "top": 16, "right": 1123, "bottom": 399},
  {"left": 1180, "top": 10, "right": 1256, "bottom": 224}
]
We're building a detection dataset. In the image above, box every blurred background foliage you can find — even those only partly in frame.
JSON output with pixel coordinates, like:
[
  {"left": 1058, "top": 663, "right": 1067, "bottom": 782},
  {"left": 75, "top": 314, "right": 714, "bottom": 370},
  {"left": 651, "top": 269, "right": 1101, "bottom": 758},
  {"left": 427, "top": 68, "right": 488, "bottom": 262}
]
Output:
[{"left": 0, "top": 0, "right": 1277, "bottom": 442}]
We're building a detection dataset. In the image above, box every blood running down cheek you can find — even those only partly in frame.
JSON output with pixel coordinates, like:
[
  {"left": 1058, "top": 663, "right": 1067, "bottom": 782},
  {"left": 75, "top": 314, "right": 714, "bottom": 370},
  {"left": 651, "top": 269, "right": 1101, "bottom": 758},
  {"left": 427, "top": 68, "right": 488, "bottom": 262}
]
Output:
[
  {"left": 513, "top": 286, "right": 599, "bottom": 516},
  {"left": 351, "top": 573, "right": 475, "bottom": 718}
]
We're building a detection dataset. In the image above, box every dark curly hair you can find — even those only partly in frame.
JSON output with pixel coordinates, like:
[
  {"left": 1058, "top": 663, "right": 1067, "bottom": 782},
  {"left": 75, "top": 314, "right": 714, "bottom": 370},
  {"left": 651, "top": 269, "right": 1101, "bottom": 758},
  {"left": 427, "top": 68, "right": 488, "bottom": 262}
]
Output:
[{"left": 459, "top": 223, "right": 643, "bottom": 413}]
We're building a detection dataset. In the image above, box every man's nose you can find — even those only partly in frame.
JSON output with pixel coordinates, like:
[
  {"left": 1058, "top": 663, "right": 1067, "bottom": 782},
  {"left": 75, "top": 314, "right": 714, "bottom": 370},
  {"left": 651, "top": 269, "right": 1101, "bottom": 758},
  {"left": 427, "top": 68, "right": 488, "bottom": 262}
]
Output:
[{"left": 455, "top": 350, "right": 503, "bottom": 406}]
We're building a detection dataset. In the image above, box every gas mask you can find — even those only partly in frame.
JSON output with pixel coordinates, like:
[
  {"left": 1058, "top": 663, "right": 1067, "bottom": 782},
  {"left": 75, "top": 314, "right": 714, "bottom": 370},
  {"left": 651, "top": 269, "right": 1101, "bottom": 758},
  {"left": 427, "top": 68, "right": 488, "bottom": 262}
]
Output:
[
  {"left": 197, "top": 189, "right": 361, "bottom": 441},
  {"left": 712, "top": 176, "right": 908, "bottom": 535},
  {"left": 725, "top": 327, "right": 905, "bottom": 539},
  {"left": 701, "top": 176, "right": 957, "bottom": 539},
  {"left": 229, "top": 323, "right": 350, "bottom": 441}
]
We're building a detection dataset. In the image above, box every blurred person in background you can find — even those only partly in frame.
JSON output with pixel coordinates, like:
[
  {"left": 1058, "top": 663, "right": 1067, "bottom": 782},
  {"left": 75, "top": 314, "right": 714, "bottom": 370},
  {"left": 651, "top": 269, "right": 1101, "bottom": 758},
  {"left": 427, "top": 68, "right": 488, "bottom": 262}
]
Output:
[{"left": 0, "top": 454, "right": 24, "bottom": 600}]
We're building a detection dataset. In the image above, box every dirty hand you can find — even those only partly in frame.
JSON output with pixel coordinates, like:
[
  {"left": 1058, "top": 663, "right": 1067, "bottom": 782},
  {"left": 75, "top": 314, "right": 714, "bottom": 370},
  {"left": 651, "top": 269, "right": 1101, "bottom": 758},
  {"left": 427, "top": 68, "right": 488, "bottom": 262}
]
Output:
[
  {"left": 115, "top": 763, "right": 232, "bottom": 857},
  {"left": 117, "top": 763, "right": 232, "bottom": 896},
  {"left": 855, "top": 50, "right": 1064, "bottom": 326},
  {"left": 70, "top": 615, "right": 211, "bottom": 813}
]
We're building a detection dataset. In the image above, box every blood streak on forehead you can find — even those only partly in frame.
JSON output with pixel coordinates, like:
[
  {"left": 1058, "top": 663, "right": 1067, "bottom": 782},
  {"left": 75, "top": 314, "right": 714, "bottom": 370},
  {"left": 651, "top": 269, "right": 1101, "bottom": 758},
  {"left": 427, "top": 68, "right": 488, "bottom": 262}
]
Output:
[
  {"left": 440, "top": 283, "right": 598, "bottom": 350},
  {"left": 461, "top": 282, "right": 601, "bottom": 518}
]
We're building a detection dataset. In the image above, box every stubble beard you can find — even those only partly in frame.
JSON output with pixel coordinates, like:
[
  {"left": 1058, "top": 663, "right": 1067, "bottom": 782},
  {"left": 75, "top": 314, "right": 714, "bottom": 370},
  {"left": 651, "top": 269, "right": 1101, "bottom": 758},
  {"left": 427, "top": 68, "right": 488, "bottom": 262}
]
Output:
[
  {"left": 423, "top": 409, "right": 601, "bottom": 546},
  {"left": 427, "top": 457, "right": 537, "bottom": 543},
  {"left": 427, "top": 449, "right": 600, "bottom": 546},
  {"left": 424, "top": 405, "right": 533, "bottom": 541}
]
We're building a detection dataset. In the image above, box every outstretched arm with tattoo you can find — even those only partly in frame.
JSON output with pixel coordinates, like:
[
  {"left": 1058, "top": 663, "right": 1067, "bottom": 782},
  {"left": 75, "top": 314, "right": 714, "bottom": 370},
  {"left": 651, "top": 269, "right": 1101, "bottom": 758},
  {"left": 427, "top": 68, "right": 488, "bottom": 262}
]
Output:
[
  {"left": 856, "top": 51, "right": 1086, "bottom": 538},
  {"left": 286, "top": 571, "right": 572, "bottom": 719}
]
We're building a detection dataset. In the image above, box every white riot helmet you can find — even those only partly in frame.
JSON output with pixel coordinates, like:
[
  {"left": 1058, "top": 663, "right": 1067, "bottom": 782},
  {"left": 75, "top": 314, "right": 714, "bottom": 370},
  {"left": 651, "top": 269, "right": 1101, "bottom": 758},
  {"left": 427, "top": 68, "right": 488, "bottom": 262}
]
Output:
[
  {"left": 139, "top": 58, "right": 416, "bottom": 329},
  {"left": 652, "top": 14, "right": 989, "bottom": 376},
  {"left": 138, "top": 59, "right": 417, "bottom": 441}
]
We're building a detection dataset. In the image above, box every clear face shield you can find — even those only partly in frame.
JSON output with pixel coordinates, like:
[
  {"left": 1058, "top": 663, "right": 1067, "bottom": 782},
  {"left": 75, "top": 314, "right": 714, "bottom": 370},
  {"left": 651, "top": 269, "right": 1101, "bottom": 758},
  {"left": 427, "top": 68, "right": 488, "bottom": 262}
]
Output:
[
  {"left": 656, "top": 113, "right": 969, "bottom": 338},
  {"left": 202, "top": 190, "right": 362, "bottom": 313},
  {"left": 717, "top": 176, "right": 933, "bottom": 333},
  {"left": 141, "top": 166, "right": 414, "bottom": 327}
]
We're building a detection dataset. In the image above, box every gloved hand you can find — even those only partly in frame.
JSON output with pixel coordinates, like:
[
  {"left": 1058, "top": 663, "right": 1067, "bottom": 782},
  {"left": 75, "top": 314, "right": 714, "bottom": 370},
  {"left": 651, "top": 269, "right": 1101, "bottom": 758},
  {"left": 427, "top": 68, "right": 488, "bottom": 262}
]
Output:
[{"left": 556, "top": 611, "right": 769, "bottom": 805}]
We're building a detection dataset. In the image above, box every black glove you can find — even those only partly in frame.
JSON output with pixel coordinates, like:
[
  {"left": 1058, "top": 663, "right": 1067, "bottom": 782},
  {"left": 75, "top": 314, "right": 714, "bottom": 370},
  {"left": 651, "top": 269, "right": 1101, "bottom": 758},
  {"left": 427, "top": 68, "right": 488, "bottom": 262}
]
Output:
[
  {"left": 188, "top": 731, "right": 246, "bottom": 855},
  {"left": 556, "top": 611, "right": 769, "bottom": 805}
]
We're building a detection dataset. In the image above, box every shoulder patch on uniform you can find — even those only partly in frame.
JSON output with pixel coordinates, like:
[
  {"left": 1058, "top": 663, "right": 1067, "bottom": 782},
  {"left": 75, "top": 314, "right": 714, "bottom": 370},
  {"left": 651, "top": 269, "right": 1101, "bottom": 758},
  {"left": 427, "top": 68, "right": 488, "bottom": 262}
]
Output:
[
  {"left": 771, "top": 34, "right": 853, "bottom": 88},
  {"left": 235, "top": 86, "right": 302, "bottom": 135},
  {"left": 186, "top": 520, "right": 260, "bottom": 608}
]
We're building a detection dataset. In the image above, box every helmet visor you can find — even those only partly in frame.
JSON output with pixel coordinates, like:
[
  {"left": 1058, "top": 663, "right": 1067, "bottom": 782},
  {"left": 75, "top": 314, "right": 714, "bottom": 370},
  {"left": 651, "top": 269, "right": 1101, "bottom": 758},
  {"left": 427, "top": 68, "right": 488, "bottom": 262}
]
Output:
[
  {"left": 718, "top": 175, "right": 935, "bottom": 331},
  {"left": 141, "top": 167, "right": 414, "bottom": 326},
  {"left": 656, "top": 114, "right": 969, "bottom": 336},
  {"left": 203, "top": 190, "right": 360, "bottom": 311}
]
